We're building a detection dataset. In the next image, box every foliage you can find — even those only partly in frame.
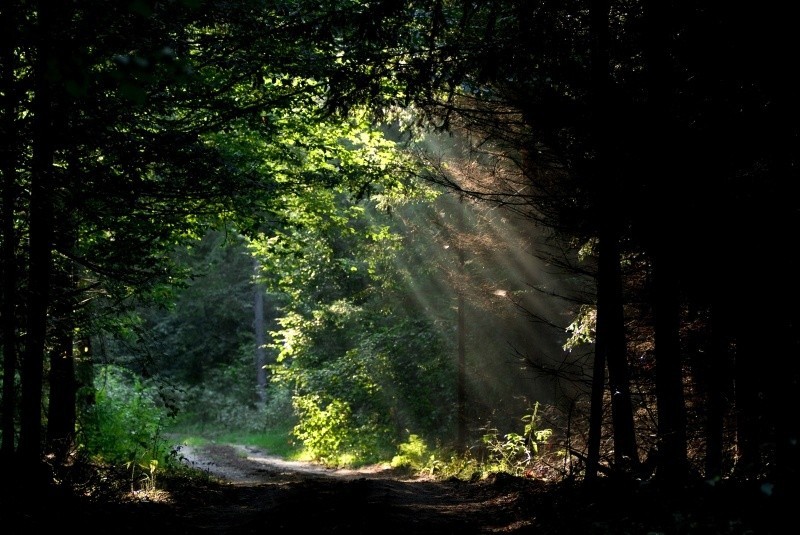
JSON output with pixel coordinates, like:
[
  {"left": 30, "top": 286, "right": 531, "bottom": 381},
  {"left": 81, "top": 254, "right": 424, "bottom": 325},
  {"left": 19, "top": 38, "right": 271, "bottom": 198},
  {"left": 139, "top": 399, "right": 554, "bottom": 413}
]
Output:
[
  {"left": 248, "top": 140, "right": 457, "bottom": 467},
  {"left": 282, "top": 304, "right": 454, "bottom": 467},
  {"left": 387, "top": 405, "right": 560, "bottom": 482},
  {"left": 127, "top": 458, "right": 159, "bottom": 495},
  {"left": 140, "top": 230, "right": 261, "bottom": 386},
  {"left": 292, "top": 395, "right": 363, "bottom": 466},
  {"left": 478, "top": 403, "right": 553, "bottom": 477},
  {"left": 390, "top": 434, "right": 434, "bottom": 472},
  {"left": 417, "top": 450, "right": 480, "bottom": 480},
  {"left": 562, "top": 304, "right": 596, "bottom": 352},
  {"left": 166, "top": 375, "right": 296, "bottom": 439},
  {"left": 99, "top": 228, "right": 280, "bottom": 435},
  {"left": 271, "top": 302, "right": 455, "bottom": 466},
  {"left": 76, "top": 365, "right": 176, "bottom": 489}
]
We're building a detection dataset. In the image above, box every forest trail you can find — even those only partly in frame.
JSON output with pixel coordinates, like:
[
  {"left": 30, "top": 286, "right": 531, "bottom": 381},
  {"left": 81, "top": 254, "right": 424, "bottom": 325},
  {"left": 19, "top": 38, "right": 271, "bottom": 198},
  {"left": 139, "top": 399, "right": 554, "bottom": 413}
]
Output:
[
  {"left": 160, "top": 442, "right": 544, "bottom": 533},
  {"left": 175, "top": 442, "right": 426, "bottom": 484},
  {"left": 157, "top": 443, "right": 775, "bottom": 534},
  {"left": 4, "top": 442, "right": 778, "bottom": 534}
]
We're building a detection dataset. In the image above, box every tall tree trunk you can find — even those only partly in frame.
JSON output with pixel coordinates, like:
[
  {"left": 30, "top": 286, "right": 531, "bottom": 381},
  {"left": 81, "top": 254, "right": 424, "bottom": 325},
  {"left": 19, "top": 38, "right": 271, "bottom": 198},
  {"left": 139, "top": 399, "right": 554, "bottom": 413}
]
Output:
[
  {"left": 703, "top": 302, "right": 729, "bottom": 481},
  {"left": 644, "top": 0, "right": 688, "bottom": 485},
  {"left": 45, "top": 300, "right": 76, "bottom": 462},
  {"left": 0, "top": 0, "right": 19, "bottom": 465},
  {"left": 586, "top": 0, "right": 638, "bottom": 482},
  {"left": 732, "top": 314, "right": 761, "bottom": 479},
  {"left": 585, "top": 314, "right": 605, "bottom": 483},
  {"left": 598, "top": 222, "right": 638, "bottom": 471},
  {"left": 253, "top": 259, "right": 267, "bottom": 405},
  {"left": 456, "top": 195, "right": 467, "bottom": 452},
  {"left": 18, "top": 0, "right": 57, "bottom": 475},
  {"left": 45, "top": 232, "right": 77, "bottom": 464},
  {"left": 652, "top": 252, "right": 687, "bottom": 483}
]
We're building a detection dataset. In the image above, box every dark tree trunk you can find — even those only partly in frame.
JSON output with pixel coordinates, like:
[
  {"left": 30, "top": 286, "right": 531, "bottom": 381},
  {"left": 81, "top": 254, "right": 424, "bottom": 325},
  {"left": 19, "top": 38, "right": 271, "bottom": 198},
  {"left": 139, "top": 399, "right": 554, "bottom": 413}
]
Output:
[
  {"left": 703, "top": 303, "right": 731, "bottom": 481},
  {"left": 0, "top": 0, "right": 19, "bottom": 465},
  {"left": 456, "top": 195, "right": 467, "bottom": 452},
  {"left": 584, "top": 0, "right": 608, "bottom": 483},
  {"left": 75, "top": 336, "right": 95, "bottom": 415},
  {"left": 45, "top": 238, "right": 77, "bottom": 464},
  {"left": 586, "top": 0, "right": 638, "bottom": 482},
  {"left": 585, "top": 312, "right": 605, "bottom": 483},
  {"left": 644, "top": 0, "right": 688, "bottom": 485},
  {"left": 733, "top": 314, "right": 761, "bottom": 479},
  {"left": 253, "top": 259, "right": 267, "bottom": 404},
  {"left": 599, "top": 224, "right": 639, "bottom": 471},
  {"left": 652, "top": 252, "right": 687, "bottom": 483},
  {"left": 45, "top": 305, "right": 76, "bottom": 462},
  {"left": 18, "top": 0, "right": 58, "bottom": 474}
]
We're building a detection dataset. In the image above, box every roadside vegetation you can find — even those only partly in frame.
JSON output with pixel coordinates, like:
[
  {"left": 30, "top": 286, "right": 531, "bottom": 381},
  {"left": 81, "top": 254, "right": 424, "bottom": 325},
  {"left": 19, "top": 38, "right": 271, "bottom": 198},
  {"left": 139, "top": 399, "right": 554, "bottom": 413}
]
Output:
[{"left": 76, "top": 355, "right": 563, "bottom": 497}]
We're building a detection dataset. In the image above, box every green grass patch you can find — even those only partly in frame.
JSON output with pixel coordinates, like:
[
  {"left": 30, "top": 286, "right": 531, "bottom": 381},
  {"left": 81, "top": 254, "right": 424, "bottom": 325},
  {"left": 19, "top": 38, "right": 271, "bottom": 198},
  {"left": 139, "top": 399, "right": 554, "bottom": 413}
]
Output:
[{"left": 168, "top": 424, "right": 304, "bottom": 460}]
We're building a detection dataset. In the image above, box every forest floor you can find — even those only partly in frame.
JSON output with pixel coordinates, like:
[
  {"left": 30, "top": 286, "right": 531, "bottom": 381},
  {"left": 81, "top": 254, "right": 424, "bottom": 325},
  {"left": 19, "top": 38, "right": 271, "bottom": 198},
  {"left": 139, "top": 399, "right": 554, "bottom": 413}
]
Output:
[{"left": 2, "top": 442, "right": 785, "bottom": 534}]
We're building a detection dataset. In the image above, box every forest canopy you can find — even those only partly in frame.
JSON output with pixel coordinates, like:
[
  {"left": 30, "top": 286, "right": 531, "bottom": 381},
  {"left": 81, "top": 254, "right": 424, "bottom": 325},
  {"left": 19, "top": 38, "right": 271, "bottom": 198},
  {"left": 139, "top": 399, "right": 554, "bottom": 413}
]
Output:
[{"left": 0, "top": 0, "right": 797, "bottom": 509}]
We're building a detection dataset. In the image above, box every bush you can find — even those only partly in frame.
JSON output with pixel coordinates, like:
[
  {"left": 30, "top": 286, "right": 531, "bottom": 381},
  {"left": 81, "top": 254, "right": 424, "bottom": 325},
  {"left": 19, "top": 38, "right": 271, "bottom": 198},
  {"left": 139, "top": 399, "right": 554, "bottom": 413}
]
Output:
[
  {"left": 77, "top": 365, "right": 175, "bottom": 487},
  {"left": 479, "top": 402, "right": 553, "bottom": 477},
  {"left": 390, "top": 434, "right": 431, "bottom": 471},
  {"left": 291, "top": 393, "right": 395, "bottom": 467}
]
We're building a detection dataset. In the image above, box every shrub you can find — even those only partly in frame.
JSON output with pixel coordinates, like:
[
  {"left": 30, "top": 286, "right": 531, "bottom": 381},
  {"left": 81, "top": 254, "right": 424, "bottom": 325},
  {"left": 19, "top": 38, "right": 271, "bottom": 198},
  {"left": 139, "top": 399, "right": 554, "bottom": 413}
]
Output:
[
  {"left": 479, "top": 402, "right": 553, "bottom": 477},
  {"left": 77, "top": 365, "right": 175, "bottom": 489}
]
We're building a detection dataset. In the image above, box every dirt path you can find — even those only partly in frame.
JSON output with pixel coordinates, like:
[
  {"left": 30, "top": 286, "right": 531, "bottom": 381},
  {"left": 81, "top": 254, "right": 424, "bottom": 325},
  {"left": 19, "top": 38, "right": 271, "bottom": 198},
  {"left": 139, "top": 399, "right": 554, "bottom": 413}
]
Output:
[
  {"left": 4, "top": 442, "right": 777, "bottom": 533},
  {"left": 176, "top": 442, "right": 423, "bottom": 484},
  {"left": 164, "top": 442, "right": 546, "bottom": 534},
  {"left": 163, "top": 443, "right": 778, "bottom": 534}
]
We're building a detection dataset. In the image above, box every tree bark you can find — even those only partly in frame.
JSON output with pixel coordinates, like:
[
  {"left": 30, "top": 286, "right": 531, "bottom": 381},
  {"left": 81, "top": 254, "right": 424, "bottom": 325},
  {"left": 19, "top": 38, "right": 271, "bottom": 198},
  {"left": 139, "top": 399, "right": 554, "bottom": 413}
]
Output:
[
  {"left": 18, "top": 0, "right": 58, "bottom": 474},
  {"left": 456, "top": 195, "right": 467, "bottom": 452},
  {"left": 701, "top": 302, "right": 730, "bottom": 480},
  {"left": 254, "top": 259, "right": 267, "bottom": 405},
  {"left": 651, "top": 252, "right": 687, "bottom": 483},
  {"left": 598, "top": 223, "right": 639, "bottom": 471},
  {"left": 644, "top": 0, "right": 688, "bottom": 485},
  {"left": 45, "top": 237, "right": 78, "bottom": 463},
  {"left": 0, "top": 0, "right": 19, "bottom": 464},
  {"left": 586, "top": 0, "right": 639, "bottom": 481}
]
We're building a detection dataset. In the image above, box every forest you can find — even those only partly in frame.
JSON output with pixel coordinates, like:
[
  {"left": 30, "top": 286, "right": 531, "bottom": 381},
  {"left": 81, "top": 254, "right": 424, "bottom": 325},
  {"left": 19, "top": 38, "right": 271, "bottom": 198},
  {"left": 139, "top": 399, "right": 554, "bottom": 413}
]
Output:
[{"left": 1, "top": 0, "right": 797, "bottom": 533}]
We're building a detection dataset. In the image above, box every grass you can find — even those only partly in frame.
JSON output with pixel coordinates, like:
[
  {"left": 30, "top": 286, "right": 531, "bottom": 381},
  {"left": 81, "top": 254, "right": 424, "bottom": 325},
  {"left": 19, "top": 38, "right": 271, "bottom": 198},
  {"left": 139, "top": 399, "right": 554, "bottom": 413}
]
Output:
[{"left": 166, "top": 423, "right": 306, "bottom": 461}]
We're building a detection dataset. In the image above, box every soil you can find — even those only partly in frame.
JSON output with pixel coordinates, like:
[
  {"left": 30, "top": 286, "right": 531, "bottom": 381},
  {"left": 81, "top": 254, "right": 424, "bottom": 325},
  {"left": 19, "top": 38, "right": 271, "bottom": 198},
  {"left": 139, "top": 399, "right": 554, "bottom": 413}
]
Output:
[{"left": 3, "top": 443, "right": 785, "bottom": 534}]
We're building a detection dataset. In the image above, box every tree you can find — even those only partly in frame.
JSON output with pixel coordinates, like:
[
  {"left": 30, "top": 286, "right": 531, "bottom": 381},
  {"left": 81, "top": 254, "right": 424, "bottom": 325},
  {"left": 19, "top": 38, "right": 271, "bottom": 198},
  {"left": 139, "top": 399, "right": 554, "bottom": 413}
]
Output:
[
  {"left": 17, "top": 0, "right": 62, "bottom": 476},
  {"left": 253, "top": 259, "right": 268, "bottom": 405},
  {"left": 0, "top": 0, "right": 19, "bottom": 464},
  {"left": 641, "top": 0, "right": 687, "bottom": 485},
  {"left": 585, "top": 0, "right": 639, "bottom": 481}
]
